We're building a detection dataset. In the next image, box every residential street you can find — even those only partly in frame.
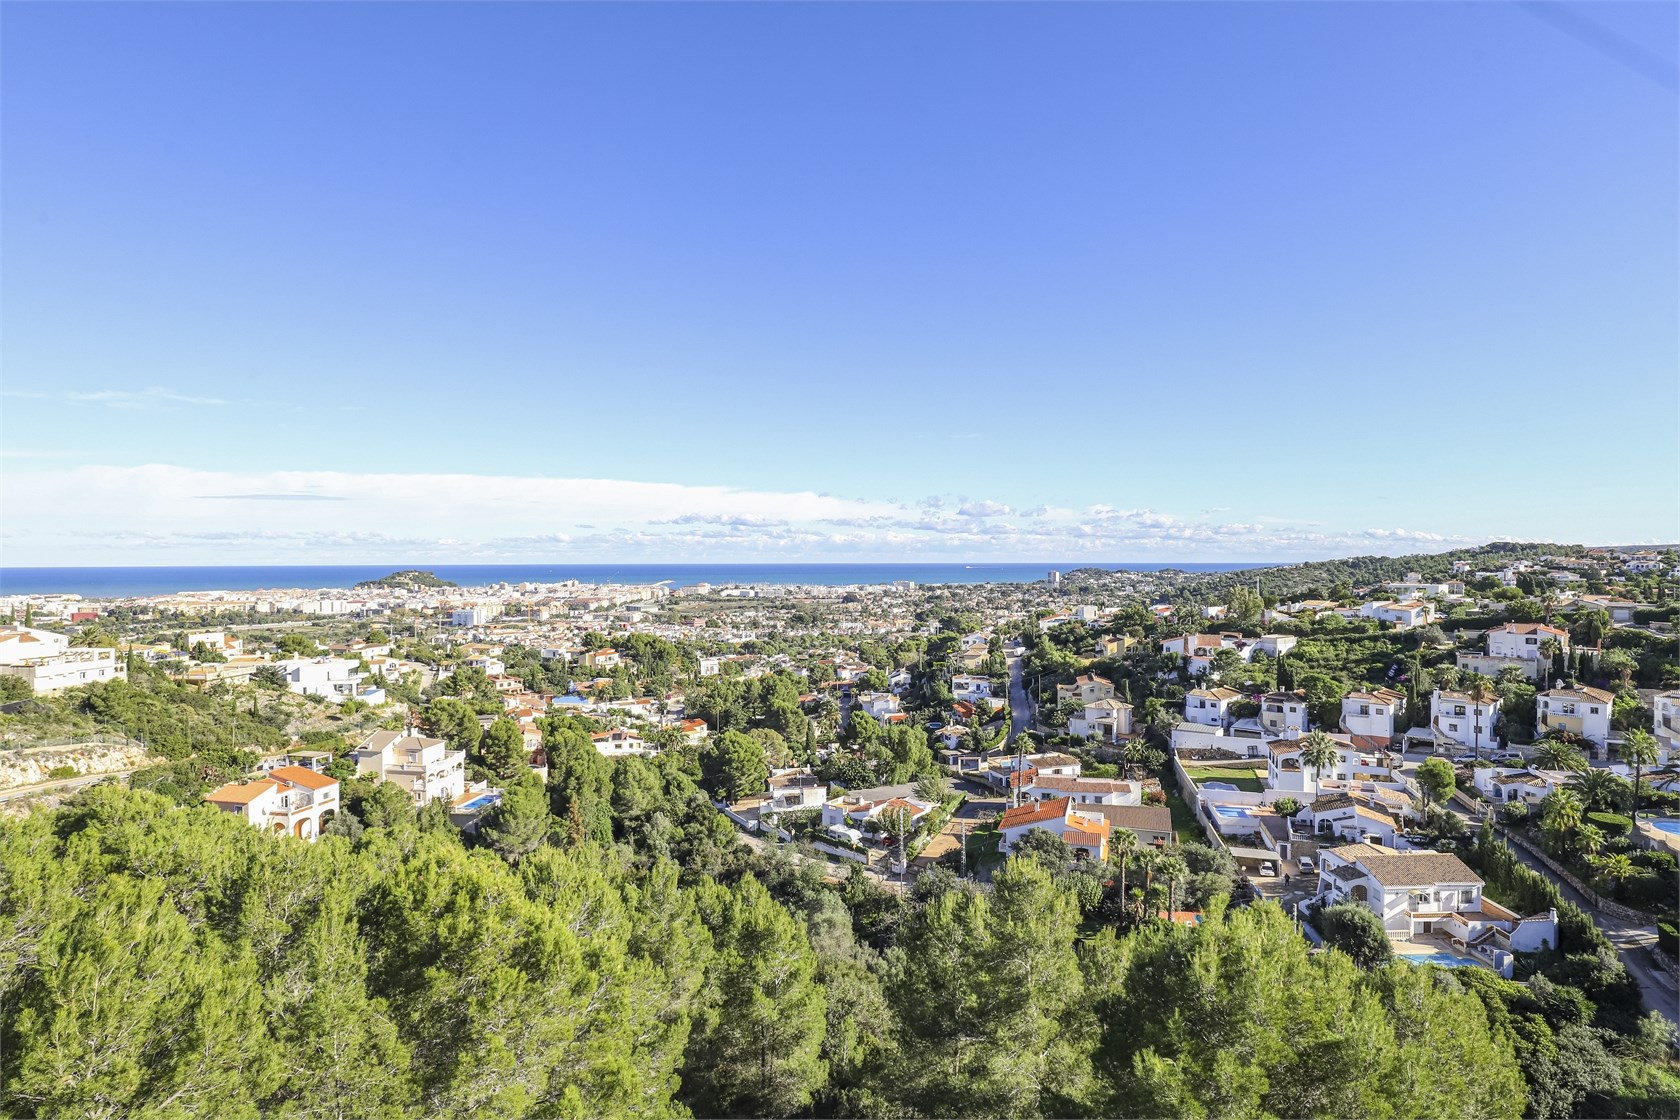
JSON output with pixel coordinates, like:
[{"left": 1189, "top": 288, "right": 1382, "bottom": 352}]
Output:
[
  {"left": 1502, "top": 826, "right": 1678, "bottom": 1028},
  {"left": 1007, "top": 652, "right": 1034, "bottom": 746},
  {"left": 1441, "top": 798, "right": 1678, "bottom": 1028}
]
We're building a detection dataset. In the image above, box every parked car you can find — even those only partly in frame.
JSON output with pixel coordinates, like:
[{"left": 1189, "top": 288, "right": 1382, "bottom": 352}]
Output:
[
  {"left": 1257, "top": 861, "right": 1278, "bottom": 877},
  {"left": 1451, "top": 753, "right": 1477, "bottom": 765},
  {"left": 1297, "top": 855, "right": 1316, "bottom": 873},
  {"left": 1491, "top": 751, "right": 1523, "bottom": 764},
  {"left": 1402, "top": 833, "right": 1428, "bottom": 846}
]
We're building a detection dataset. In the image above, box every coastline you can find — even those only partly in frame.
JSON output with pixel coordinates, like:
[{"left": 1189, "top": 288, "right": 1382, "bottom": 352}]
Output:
[{"left": 0, "top": 560, "right": 1269, "bottom": 599}]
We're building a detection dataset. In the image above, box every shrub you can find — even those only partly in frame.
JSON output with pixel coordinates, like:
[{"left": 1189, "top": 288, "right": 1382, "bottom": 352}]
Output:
[
  {"left": 46, "top": 765, "right": 77, "bottom": 780},
  {"left": 1658, "top": 921, "right": 1678, "bottom": 960},
  {"left": 1586, "top": 811, "right": 1631, "bottom": 837}
]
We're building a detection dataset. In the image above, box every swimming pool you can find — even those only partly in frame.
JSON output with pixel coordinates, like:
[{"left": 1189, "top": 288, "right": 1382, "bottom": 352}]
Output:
[
  {"left": 1202, "top": 781, "right": 1238, "bottom": 791},
  {"left": 457, "top": 793, "right": 501, "bottom": 812},
  {"left": 1211, "top": 804, "right": 1255, "bottom": 819},
  {"left": 1648, "top": 818, "right": 1680, "bottom": 836},
  {"left": 1399, "top": 950, "right": 1480, "bottom": 969}
]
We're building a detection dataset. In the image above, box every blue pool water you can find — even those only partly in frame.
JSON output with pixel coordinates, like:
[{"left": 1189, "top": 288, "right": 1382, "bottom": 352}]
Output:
[
  {"left": 1202, "top": 781, "right": 1238, "bottom": 791},
  {"left": 1211, "top": 804, "right": 1255, "bottom": 819},
  {"left": 457, "top": 793, "right": 501, "bottom": 812},
  {"left": 1649, "top": 819, "right": 1680, "bottom": 835},
  {"left": 1400, "top": 950, "right": 1480, "bottom": 969}
]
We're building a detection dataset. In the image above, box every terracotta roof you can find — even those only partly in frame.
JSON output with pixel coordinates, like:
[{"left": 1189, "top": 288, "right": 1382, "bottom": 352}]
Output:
[
  {"left": 1063, "top": 815, "right": 1111, "bottom": 839},
  {"left": 1542, "top": 686, "right": 1615, "bottom": 704},
  {"left": 1000, "top": 797, "right": 1072, "bottom": 830},
  {"left": 1493, "top": 623, "right": 1568, "bottom": 638},
  {"left": 205, "top": 779, "right": 278, "bottom": 806},
  {"left": 1029, "top": 775, "right": 1134, "bottom": 795},
  {"left": 1324, "top": 843, "right": 1480, "bottom": 888},
  {"left": 270, "top": 765, "right": 337, "bottom": 791}
]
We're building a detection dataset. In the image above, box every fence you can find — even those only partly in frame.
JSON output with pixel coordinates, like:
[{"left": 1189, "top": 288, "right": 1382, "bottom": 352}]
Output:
[{"left": 0, "top": 735, "right": 145, "bottom": 753}]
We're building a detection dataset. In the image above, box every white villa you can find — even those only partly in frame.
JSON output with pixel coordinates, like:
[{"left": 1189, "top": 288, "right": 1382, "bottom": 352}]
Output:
[
  {"left": 1185, "top": 686, "right": 1242, "bottom": 728},
  {"left": 1357, "top": 601, "right": 1437, "bottom": 629},
  {"left": 998, "top": 796, "right": 1112, "bottom": 861},
  {"left": 1067, "top": 698, "right": 1136, "bottom": 742},
  {"left": 1259, "top": 692, "right": 1311, "bottom": 736},
  {"left": 857, "top": 691, "right": 902, "bottom": 720},
  {"left": 1536, "top": 686, "right": 1614, "bottom": 749},
  {"left": 1311, "top": 843, "right": 1558, "bottom": 977},
  {"left": 0, "top": 625, "right": 126, "bottom": 695},
  {"left": 1430, "top": 689, "right": 1500, "bottom": 753},
  {"left": 1267, "top": 732, "right": 1394, "bottom": 795},
  {"left": 1486, "top": 622, "right": 1570, "bottom": 663},
  {"left": 1020, "top": 774, "right": 1142, "bottom": 806},
  {"left": 1340, "top": 688, "right": 1405, "bottom": 749},
  {"left": 1654, "top": 690, "right": 1680, "bottom": 764},
  {"left": 351, "top": 730, "right": 466, "bottom": 805},
  {"left": 277, "top": 657, "right": 365, "bottom": 703},
  {"left": 205, "top": 765, "right": 340, "bottom": 841},
  {"left": 950, "top": 674, "right": 995, "bottom": 702}
]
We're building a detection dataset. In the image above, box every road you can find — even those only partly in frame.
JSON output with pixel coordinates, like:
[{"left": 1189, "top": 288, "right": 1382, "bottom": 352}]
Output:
[
  {"left": 0, "top": 770, "right": 133, "bottom": 803},
  {"left": 1007, "top": 653, "right": 1034, "bottom": 746},
  {"left": 1500, "top": 824, "right": 1678, "bottom": 1028},
  {"left": 1434, "top": 794, "right": 1679, "bottom": 1028}
]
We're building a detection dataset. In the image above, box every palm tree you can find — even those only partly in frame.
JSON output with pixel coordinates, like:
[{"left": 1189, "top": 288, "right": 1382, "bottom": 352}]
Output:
[
  {"left": 1574, "top": 822, "right": 1606, "bottom": 859},
  {"left": 1621, "top": 729, "right": 1660, "bottom": 830},
  {"left": 1465, "top": 675, "right": 1494, "bottom": 762},
  {"left": 1109, "top": 827, "right": 1140, "bottom": 910},
  {"left": 1592, "top": 852, "right": 1637, "bottom": 897},
  {"left": 1539, "top": 788, "right": 1584, "bottom": 839},
  {"left": 1532, "top": 737, "right": 1588, "bottom": 773},
  {"left": 1157, "top": 853, "right": 1189, "bottom": 918},
  {"left": 1566, "top": 767, "right": 1627, "bottom": 813},
  {"left": 1297, "top": 731, "right": 1342, "bottom": 794},
  {"left": 1538, "top": 637, "right": 1562, "bottom": 683}
]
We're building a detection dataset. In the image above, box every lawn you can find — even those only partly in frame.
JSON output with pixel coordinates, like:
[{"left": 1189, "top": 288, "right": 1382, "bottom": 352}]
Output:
[
  {"left": 1182, "top": 766, "right": 1267, "bottom": 794},
  {"left": 1164, "top": 789, "right": 1202, "bottom": 844}
]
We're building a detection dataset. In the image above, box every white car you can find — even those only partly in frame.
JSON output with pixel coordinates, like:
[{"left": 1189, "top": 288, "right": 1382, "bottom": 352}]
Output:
[
  {"left": 1256, "top": 861, "right": 1278, "bottom": 878},
  {"left": 1297, "top": 856, "right": 1316, "bottom": 873}
]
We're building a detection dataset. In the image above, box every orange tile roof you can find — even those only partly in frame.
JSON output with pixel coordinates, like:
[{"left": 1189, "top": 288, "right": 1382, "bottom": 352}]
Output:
[
  {"left": 206, "top": 779, "right": 278, "bottom": 805},
  {"left": 1000, "top": 796, "right": 1071, "bottom": 830},
  {"left": 1063, "top": 815, "right": 1111, "bottom": 839},
  {"left": 270, "top": 765, "right": 338, "bottom": 791}
]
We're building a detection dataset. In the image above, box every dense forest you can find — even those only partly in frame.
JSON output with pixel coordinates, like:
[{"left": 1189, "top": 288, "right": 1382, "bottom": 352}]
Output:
[{"left": 3, "top": 755, "right": 1676, "bottom": 1119}]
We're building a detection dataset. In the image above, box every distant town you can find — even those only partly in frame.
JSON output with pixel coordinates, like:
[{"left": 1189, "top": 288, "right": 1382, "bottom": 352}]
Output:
[{"left": 3, "top": 540, "right": 1677, "bottom": 1116}]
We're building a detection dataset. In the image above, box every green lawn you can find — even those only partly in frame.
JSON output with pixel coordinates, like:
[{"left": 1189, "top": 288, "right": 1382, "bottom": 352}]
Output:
[
  {"left": 1164, "top": 789, "right": 1202, "bottom": 844},
  {"left": 1182, "top": 766, "right": 1267, "bottom": 794}
]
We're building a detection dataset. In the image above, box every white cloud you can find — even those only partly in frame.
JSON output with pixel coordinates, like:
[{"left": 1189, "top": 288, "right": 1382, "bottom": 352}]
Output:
[
  {"left": 7, "top": 386, "right": 227, "bottom": 408},
  {"left": 957, "top": 500, "right": 1012, "bottom": 518},
  {"left": 0, "top": 462, "right": 1486, "bottom": 565}
]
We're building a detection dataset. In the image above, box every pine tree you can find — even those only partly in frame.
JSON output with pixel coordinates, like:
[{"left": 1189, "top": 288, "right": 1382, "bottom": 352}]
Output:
[
  {"left": 271, "top": 885, "right": 415, "bottom": 1119},
  {"left": 478, "top": 717, "right": 526, "bottom": 782},
  {"left": 685, "top": 874, "right": 828, "bottom": 1116},
  {"left": 479, "top": 775, "right": 552, "bottom": 866}
]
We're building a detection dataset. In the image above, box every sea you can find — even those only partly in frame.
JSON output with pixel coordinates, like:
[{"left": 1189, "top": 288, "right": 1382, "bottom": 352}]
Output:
[{"left": 0, "top": 562, "right": 1267, "bottom": 599}]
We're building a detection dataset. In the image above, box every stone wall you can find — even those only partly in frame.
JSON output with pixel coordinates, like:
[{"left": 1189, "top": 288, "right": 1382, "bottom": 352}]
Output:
[
  {"left": 1497, "top": 825, "right": 1651, "bottom": 924},
  {"left": 0, "top": 741, "right": 161, "bottom": 791}
]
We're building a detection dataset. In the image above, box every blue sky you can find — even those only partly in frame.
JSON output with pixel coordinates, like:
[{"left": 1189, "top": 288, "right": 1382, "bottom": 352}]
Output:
[{"left": 3, "top": 2, "right": 1675, "bottom": 565}]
